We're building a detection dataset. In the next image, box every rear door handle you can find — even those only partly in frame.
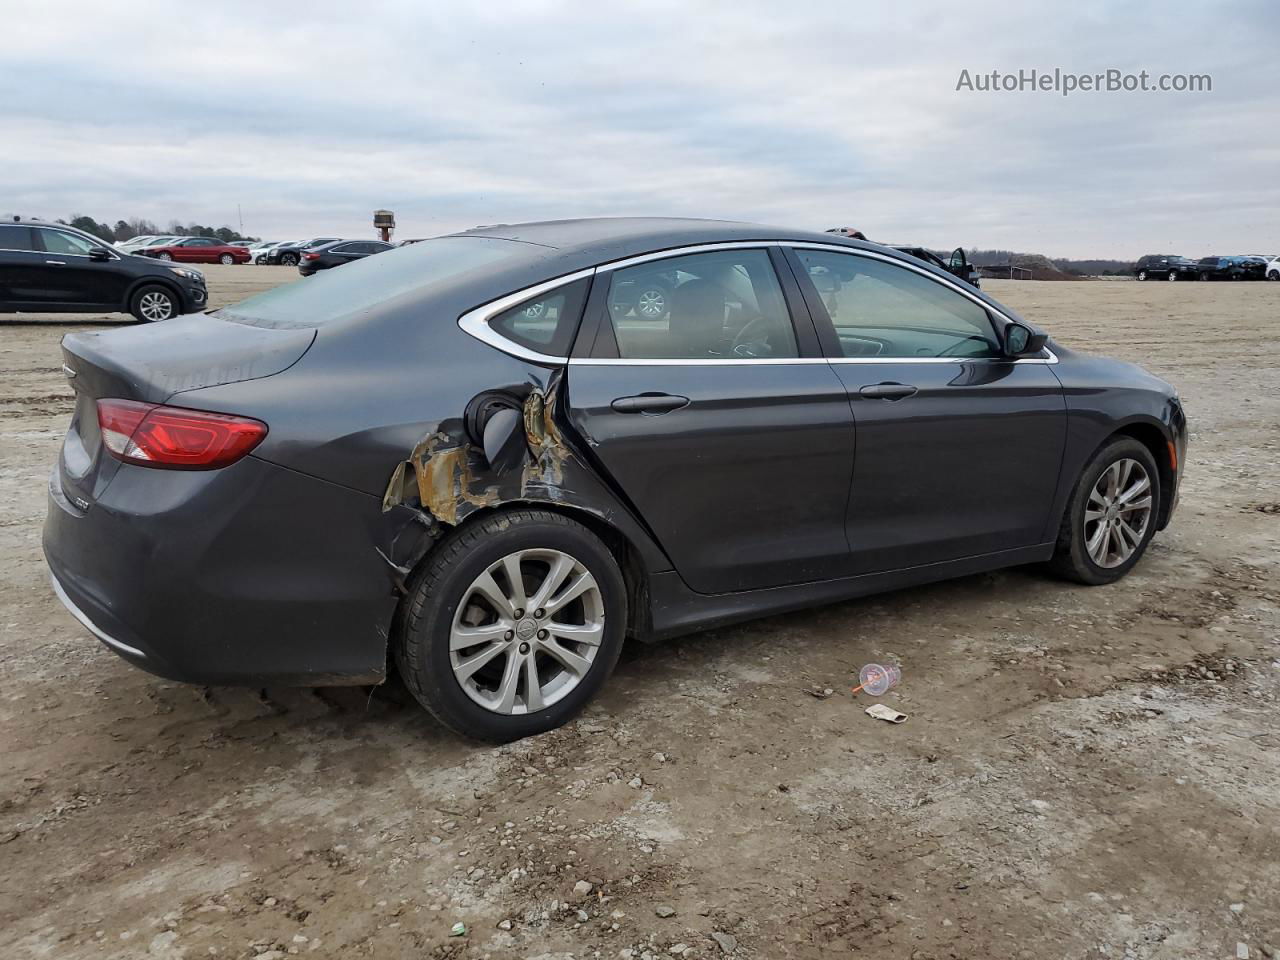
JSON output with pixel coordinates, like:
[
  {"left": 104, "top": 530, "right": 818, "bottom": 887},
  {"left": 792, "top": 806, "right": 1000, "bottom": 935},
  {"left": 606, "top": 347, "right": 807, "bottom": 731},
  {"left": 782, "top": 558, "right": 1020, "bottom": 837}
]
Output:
[
  {"left": 859, "top": 382, "right": 918, "bottom": 400},
  {"left": 610, "top": 394, "right": 690, "bottom": 414},
  {"left": 45, "top": 260, "right": 67, "bottom": 266}
]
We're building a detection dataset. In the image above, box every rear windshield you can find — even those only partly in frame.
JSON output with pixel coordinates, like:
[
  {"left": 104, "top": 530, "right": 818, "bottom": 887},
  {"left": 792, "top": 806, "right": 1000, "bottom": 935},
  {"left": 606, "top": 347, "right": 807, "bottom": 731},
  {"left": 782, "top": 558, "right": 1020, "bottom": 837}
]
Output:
[{"left": 216, "top": 237, "right": 523, "bottom": 328}]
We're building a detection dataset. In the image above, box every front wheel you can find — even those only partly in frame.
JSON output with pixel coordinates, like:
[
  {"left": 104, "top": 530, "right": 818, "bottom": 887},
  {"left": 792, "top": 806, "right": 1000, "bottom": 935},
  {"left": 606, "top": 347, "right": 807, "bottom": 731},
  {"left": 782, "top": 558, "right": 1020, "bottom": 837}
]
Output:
[
  {"left": 1048, "top": 437, "right": 1161, "bottom": 585},
  {"left": 1199, "top": 272, "right": 1211, "bottom": 282},
  {"left": 1167, "top": 271, "right": 1177, "bottom": 281},
  {"left": 129, "top": 284, "right": 178, "bottom": 322},
  {"left": 395, "top": 509, "right": 627, "bottom": 742}
]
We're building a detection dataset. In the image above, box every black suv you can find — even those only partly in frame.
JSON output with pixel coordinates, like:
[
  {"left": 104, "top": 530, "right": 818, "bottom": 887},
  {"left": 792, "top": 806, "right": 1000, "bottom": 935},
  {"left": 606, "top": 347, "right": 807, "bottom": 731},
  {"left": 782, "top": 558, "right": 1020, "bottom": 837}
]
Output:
[
  {"left": 1196, "top": 256, "right": 1267, "bottom": 281},
  {"left": 0, "top": 218, "right": 207, "bottom": 322},
  {"left": 892, "top": 246, "right": 981, "bottom": 288},
  {"left": 1134, "top": 255, "right": 1198, "bottom": 281}
]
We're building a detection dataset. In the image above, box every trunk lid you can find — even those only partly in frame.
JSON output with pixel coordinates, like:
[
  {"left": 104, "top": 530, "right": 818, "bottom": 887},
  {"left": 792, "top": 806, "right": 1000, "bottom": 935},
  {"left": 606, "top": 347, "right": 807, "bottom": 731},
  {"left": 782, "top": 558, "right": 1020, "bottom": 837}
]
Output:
[{"left": 57, "top": 314, "right": 315, "bottom": 510}]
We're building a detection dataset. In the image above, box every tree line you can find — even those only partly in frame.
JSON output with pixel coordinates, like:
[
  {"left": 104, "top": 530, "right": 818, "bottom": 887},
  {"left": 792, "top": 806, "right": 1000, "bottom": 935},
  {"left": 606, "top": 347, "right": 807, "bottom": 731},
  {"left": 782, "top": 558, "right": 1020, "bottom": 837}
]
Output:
[{"left": 59, "top": 215, "right": 258, "bottom": 244}]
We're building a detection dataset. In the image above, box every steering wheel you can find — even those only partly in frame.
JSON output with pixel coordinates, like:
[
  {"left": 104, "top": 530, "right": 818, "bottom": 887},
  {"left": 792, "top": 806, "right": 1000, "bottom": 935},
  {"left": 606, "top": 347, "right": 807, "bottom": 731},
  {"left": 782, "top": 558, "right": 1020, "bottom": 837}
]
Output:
[
  {"left": 731, "top": 314, "right": 773, "bottom": 357},
  {"left": 938, "top": 334, "right": 995, "bottom": 357}
]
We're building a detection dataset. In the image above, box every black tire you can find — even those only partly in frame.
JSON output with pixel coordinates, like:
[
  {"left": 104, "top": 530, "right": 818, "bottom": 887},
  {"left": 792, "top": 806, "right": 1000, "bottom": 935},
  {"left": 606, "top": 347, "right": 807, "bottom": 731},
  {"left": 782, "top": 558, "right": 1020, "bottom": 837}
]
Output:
[
  {"left": 395, "top": 508, "right": 627, "bottom": 742},
  {"left": 280, "top": 252, "right": 299, "bottom": 266},
  {"left": 1048, "top": 437, "right": 1161, "bottom": 586},
  {"left": 128, "top": 284, "right": 179, "bottom": 323},
  {"left": 219, "top": 253, "right": 234, "bottom": 265},
  {"left": 1199, "top": 272, "right": 1211, "bottom": 282}
]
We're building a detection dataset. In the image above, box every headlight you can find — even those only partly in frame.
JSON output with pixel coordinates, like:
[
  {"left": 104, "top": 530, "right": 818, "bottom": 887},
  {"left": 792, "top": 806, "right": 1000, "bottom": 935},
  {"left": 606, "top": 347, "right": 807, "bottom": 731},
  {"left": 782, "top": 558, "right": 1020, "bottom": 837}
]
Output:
[{"left": 168, "top": 266, "right": 204, "bottom": 282}]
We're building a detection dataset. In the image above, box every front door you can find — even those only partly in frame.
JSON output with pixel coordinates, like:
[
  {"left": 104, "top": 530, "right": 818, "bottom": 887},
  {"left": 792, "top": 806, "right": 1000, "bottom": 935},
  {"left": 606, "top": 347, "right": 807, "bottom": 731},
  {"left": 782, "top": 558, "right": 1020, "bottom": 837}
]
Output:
[
  {"left": 29, "top": 227, "right": 128, "bottom": 309},
  {"left": 787, "top": 245, "right": 1066, "bottom": 574},
  {"left": 566, "top": 246, "right": 856, "bottom": 594}
]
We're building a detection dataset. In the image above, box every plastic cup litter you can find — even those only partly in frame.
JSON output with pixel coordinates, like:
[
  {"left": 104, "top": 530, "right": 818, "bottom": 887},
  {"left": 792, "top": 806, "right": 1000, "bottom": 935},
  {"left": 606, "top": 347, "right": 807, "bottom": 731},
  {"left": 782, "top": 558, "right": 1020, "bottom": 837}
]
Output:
[{"left": 851, "top": 663, "right": 901, "bottom": 697}]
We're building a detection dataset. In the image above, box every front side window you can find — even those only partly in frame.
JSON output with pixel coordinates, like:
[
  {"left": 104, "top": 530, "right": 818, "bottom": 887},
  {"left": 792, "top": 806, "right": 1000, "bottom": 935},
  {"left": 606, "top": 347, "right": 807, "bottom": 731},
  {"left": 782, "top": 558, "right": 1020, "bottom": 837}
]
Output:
[
  {"left": 37, "top": 229, "right": 96, "bottom": 256},
  {"left": 795, "top": 249, "right": 999, "bottom": 359},
  {"left": 605, "top": 249, "right": 797, "bottom": 360}
]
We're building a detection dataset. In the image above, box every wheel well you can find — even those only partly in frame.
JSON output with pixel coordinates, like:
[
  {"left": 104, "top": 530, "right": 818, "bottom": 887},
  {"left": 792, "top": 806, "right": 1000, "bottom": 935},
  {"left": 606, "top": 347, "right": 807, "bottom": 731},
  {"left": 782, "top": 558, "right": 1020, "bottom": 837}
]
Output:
[
  {"left": 124, "top": 277, "right": 182, "bottom": 310},
  {"left": 404, "top": 502, "right": 652, "bottom": 641},
  {"left": 1109, "top": 423, "right": 1175, "bottom": 528}
]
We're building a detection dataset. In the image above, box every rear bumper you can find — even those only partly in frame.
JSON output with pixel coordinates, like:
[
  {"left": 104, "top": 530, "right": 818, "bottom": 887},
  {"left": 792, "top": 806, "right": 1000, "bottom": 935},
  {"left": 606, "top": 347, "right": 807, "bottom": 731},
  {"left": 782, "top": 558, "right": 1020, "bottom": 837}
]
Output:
[{"left": 43, "top": 454, "right": 409, "bottom": 686}]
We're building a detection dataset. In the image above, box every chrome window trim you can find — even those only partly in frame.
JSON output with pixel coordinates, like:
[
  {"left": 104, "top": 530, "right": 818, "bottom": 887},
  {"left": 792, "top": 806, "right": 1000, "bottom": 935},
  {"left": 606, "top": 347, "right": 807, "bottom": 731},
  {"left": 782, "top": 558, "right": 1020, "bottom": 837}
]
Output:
[
  {"left": 458, "top": 239, "right": 1056, "bottom": 366},
  {"left": 457, "top": 267, "right": 596, "bottom": 364}
]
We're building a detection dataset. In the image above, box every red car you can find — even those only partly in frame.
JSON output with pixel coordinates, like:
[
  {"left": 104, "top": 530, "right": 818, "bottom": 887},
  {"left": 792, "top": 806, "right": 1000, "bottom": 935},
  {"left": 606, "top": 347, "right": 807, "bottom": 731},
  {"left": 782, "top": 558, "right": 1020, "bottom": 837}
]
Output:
[{"left": 141, "top": 237, "right": 252, "bottom": 265}]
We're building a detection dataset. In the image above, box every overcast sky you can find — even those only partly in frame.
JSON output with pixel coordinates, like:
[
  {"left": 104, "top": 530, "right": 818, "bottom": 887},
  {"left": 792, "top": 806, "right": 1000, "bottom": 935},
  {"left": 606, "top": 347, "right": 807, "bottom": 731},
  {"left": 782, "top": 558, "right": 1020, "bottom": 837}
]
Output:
[{"left": 4, "top": 1, "right": 1277, "bottom": 258}]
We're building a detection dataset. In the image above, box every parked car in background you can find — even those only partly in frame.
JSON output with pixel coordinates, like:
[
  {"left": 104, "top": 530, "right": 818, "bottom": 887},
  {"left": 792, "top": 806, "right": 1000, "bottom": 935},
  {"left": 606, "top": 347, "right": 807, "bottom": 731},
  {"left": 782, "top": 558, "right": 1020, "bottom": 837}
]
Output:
[
  {"left": 826, "top": 227, "right": 868, "bottom": 240},
  {"left": 43, "top": 217, "right": 1186, "bottom": 742},
  {"left": 892, "top": 246, "right": 981, "bottom": 288},
  {"left": 298, "top": 239, "right": 394, "bottom": 276},
  {"left": 252, "top": 241, "right": 293, "bottom": 264},
  {"left": 1197, "top": 256, "right": 1266, "bottom": 281},
  {"left": 139, "top": 237, "right": 252, "bottom": 265},
  {"left": 123, "top": 235, "right": 182, "bottom": 253},
  {"left": 1267, "top": 256, "right": 1280, "bottom": 281},
  {"left": 0, "top": 217, "right": 207, "bottom": 322},
  {"left": 1134, "top": 255, "right": 1199, "bottom": 281},
  {"left": 116, "top": 235, "right": 159, "bottom": 252},
  {"left": 235, "top": 241, "right": 271, "bottom": 261},
  {"left": 264, "top": 237, "right": 341, "bottom": 266}
]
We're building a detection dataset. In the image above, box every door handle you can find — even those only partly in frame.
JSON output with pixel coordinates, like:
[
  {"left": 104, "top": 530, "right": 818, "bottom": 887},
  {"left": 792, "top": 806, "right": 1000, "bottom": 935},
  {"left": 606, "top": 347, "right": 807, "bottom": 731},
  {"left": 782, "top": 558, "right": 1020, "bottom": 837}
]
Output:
[
  {"left": 45, "top": 260, "right": 67, "bottom": 266},
  {"left": 610, "top": 394, "right": 690, "bottom": 414},
  {"left": 859, "top": 382, "right": 918, "bottom": 400}
]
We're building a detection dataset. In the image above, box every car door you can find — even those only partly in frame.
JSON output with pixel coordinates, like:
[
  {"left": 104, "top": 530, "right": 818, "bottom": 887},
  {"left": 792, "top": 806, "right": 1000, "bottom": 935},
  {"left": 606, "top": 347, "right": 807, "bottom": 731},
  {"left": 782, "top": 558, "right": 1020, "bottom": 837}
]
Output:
[
  {"left": 30, "top": 227, "right": 128, "bottom": 309},
  {"left": 565, "top": 246, "right": 857, "bottom": 594},
  {"left": 786, "top": 244, "right": 1067, "bottom": 575},
  {"left": 0, "top": 223, "right": 42, "bottom": 308},
  {"left": 183, "top": 238, "right": 214, "bottom": 263}
]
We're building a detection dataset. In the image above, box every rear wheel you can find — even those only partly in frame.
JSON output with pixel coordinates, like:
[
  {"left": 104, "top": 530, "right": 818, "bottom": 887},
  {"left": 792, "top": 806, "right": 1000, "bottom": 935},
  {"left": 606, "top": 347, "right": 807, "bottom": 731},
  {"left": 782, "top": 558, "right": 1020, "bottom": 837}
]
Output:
[
  {"left": 280, "top": 252, "right": 299, "bottom": 266},
  {"left": 1167, "top": 271, "right": 1177, "bottom": 281},
  {"left": 1199, "top": 272, "right": 1211, "bottom": 282},
  {"left": 218, "top": 253, "right": 234, "bottom": 265},
  {"left": 395, "top": 509, "right": 627, "bottom": 742},
  {"left": 1136, "top": 270, "right": 1147, "bottom": 281},
  {"left": 1049, "top": 437, "right": 1160, "bottom": 585},
  {"left": 156, "top": 252, "right": 173, "bottom": 261},
  {"left": 129, "top": 284, "right": 178, "bottom": 322}
]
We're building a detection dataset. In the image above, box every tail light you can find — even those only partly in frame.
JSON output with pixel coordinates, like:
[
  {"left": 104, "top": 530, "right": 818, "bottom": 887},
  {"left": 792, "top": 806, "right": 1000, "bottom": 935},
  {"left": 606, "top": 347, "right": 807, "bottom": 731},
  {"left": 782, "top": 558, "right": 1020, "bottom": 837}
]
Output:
[
  {"left": 302, "top": 252, "right": 321, "bottom": 261},
  {"left": 97, "top": 399, "right": 267, "bottom": 470}
]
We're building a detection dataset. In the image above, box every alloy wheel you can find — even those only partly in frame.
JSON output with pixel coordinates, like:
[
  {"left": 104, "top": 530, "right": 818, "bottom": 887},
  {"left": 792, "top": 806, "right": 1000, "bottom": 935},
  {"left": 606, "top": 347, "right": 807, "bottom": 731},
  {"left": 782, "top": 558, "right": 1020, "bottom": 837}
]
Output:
[
  {"left": 635, "top": 287, "right": 667, "bottom": 318},
  {"left": 139, "top": 291, "right": 174, "bottom": 321},
  {"left": 1167, "top": 272, "right": 1177, "bottom": 281},
  {"left": 450, "top": 549, "right": 604, "bottom": 715},
  {"left": 157, "top": 252, "right": 173, "bottom": 261},
  {"left": 1083, "top": 458, "right": 1152, "bottom": 568},
  {"left": 1137, "top": 270, "right": 1146, "bottom": 281},
  {"left": 219, "top": 254, "right": 234, "bottom": 264}
]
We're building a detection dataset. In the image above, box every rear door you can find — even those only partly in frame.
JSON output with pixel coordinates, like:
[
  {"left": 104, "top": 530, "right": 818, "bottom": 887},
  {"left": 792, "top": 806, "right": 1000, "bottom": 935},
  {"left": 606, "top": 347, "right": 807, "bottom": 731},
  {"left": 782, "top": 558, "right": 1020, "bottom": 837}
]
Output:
[
  {"left": 786, "top": 244, "right": 1066, "bottom": 575},
  {"left": 565, "top": 246, "right": 857, "bottom": 594},
  {"left": 0, "top": 223, "right": 41, "bottom": 308}
]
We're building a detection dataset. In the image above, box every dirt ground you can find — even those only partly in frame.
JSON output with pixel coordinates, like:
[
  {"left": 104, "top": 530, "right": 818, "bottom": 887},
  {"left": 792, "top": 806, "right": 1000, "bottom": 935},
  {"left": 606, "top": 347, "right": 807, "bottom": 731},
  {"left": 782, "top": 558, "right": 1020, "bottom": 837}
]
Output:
[{"left": 3, "top": 267, "right": 1278, "bottom": 960}]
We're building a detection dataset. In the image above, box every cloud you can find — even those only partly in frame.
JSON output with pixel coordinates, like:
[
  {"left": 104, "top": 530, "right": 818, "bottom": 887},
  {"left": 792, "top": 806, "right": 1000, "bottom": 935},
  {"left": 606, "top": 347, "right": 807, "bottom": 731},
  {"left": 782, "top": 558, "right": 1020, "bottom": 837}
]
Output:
[{"left": 3, "top": 0, "right": 1277, "bottom": 257}]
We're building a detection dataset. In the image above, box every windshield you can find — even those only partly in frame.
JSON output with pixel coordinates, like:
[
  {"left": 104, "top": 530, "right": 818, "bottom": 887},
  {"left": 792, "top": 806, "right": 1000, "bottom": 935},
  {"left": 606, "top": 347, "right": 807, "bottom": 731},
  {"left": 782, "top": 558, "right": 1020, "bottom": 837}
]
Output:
[{"left": 216, "top": 236, "right": 524, "bottom": 328}]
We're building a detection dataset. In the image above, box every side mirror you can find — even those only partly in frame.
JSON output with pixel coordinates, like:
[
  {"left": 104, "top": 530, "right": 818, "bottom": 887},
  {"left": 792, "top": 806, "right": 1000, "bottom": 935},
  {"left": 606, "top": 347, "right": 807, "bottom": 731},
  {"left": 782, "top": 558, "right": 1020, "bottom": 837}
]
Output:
[
  {"left": 89, "top": 247, "right": 111, "bottom": 262},
  {"left": 1003, "top": 321, "right": 1048, "bottom": 357}
]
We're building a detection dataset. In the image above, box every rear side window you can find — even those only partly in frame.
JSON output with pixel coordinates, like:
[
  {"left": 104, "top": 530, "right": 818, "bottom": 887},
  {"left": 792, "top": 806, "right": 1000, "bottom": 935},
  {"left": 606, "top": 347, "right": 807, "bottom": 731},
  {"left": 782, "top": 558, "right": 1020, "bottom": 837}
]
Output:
[
  {"left": 488, "top": 277, "right": 590, "bottom": 356},
  {"left": 0, "top": 224, "right": 35, "bottom": 251},
  {"left": 218, "top": 237, "right": 522, "bottom": 328},
  {"left": 796, "top": 249, "right": 998, "bottom": 359},
  {"left": 604, "top": 249, "right": 798, "bottom": 360}
]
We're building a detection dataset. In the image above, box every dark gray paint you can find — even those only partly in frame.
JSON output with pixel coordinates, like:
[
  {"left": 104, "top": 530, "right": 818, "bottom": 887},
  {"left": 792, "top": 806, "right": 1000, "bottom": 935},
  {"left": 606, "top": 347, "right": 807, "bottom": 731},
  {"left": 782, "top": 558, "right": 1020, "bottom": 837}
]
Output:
[{"left": 44, "top": 218, "right": 1186, "bottom": 686}]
